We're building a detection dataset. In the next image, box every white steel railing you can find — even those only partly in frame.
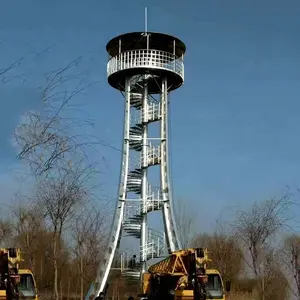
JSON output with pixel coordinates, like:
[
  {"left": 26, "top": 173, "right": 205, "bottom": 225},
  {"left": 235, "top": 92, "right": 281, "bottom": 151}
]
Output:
[
  {"left": 107, "top": 49, "right": 184, "bottom": 79},
  {"left": 141, "top": 144, "right": 161, "bottom": 168},
  {"left": 124, "top": 193, "right": 163, "bottom": 216},
  {"left": 142, "top": 102, "right": 161, "bottom": 123},
  {"left": 141, "top": 229, "right": 165, "bottom": 259}
]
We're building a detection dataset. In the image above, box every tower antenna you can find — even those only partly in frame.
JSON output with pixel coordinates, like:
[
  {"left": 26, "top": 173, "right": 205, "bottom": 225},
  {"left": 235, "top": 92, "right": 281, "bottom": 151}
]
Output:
[{"left": 145, "top": 7, "right": 148, "bottom": 33}]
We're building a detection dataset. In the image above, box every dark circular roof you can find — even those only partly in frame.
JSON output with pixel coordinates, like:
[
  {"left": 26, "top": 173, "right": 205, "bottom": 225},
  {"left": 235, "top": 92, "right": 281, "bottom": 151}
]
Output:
[
  {"left": 106, "top": 32, "right": 186, "bottom": 57},
  {"left": 108, "top": 67, "right": 183, "bottom": 93}
]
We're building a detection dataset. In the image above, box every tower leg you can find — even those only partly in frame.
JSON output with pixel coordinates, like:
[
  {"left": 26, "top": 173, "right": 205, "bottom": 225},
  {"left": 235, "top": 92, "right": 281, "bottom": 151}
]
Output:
[
  {"left": 140, "top": 81, "right": 148, "bottom": 275},
  {"left": 85, "top": 78, "right": 132, "bottom": 299},
  {"left": 160, "top": 77, "right": 182, "bottom": 252}
]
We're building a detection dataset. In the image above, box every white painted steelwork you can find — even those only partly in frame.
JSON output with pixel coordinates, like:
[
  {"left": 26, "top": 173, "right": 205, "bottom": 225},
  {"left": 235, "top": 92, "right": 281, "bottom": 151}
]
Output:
[
  {"left": 107, "top": 49, "right": 184, "bottom": 80},
  {"left": 85, "top": 31, "right": 186, "bottom": 300}
]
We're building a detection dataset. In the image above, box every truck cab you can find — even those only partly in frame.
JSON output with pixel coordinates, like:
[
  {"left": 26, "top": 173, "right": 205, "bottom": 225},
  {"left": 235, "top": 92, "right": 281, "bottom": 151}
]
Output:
[
  {"left": 18, "top": 270, "right": 38, "bottom": 300},
  {"left": 0, "top": 248, "right": 38, "bottom": 300},
  {"left": 142, "top": 248, "right": 231, "bottom": 300},
  {"left": 174, "top": 269, "right": 228, "bottom": 300}
]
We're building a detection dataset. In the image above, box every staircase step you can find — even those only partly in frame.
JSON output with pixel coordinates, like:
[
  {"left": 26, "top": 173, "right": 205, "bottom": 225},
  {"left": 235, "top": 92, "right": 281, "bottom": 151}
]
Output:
[
  {"left": 129, "top": 142, "right": 142, "bottom": 151},
  {"left": 129, "top": 124, "right": 143, "bottom": 134},
  {"left": 122, "top": 270, "right": 140, "bottom": 279},
  {"left": 130, "top": 93, "right": 143, "bottom": 109}
]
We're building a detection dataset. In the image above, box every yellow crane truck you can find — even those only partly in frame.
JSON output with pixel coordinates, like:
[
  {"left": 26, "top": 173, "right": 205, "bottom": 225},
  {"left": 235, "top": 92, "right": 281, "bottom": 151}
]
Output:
[
  {"left": 141, "top": 248, "right": 231, "bottom": 300},
  {"left": 0, "top": 248, "right": 38, "bottom": 300}
]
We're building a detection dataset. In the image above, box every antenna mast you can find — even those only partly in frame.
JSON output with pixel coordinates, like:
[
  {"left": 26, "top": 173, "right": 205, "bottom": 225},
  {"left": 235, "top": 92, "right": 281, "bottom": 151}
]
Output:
[
  {"left": 145, "top": 7, "right": 149, "bottom": 49},
  {"left": 145, "top": 7, "right": 148, "bottom": 33}
]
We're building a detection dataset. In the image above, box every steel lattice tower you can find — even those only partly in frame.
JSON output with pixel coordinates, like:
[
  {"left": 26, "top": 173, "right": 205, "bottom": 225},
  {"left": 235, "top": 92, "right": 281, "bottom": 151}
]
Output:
[{"left": 86, "top": 31, "right": 186, "bottom": 299}]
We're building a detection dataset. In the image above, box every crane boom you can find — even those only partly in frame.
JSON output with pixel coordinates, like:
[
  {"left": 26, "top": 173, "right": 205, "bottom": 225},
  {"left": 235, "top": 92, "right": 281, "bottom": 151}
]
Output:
[{"left": 148, "top": 248, "right": 211, "bottom": 275}]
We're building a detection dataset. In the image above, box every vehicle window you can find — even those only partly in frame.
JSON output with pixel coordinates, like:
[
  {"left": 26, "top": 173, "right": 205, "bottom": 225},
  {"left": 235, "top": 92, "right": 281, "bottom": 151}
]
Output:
[
  {"left": 18, "top": 274, "right": 35, "bottom": 297},
  {"left": 206, "top": 274, "right": 223, "bottom": 299}
]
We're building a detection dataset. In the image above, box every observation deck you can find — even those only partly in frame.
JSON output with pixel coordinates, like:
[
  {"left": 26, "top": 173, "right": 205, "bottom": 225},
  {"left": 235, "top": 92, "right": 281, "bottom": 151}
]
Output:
[{"left": 106, "top": 32, "right": 186, "bottom": 93}]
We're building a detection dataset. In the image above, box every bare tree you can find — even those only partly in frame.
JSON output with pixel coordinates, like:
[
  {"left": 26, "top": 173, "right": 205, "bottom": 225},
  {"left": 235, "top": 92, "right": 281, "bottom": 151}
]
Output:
[
  {"left": 0, "top": 219, "right": 13, "bottom": 246},
  {"left": 13, "top": 58, "right": 96, "bottom": 177},
  {"left": 192, "top": 231, "right": 243, "bottom": 282},
  {"left": 10, "top": 57, "right": 109, "bottom": 299},
  {"left": 255, "top": 249, "right": 289, "bottom": 300},
  {"left": 36, "top": 162, "right": 93, "bottom": 300},
  {"left": 72, "top": 206, "right": 108, "bottom": 300},
  {"left": 0, "top": 56, "right": 25, "bottom": 84},
  {"left": 281, "top": 234, "right": 300, "bottom": 300},
  {"left": 11, "top": 203, "right": 45, "bottom": 272},
  {"left": 175, "top": 198, "right": 197, "bottom": 248},
  {"left": 233, "top": 194, "right": 292, "bottom": 300}
]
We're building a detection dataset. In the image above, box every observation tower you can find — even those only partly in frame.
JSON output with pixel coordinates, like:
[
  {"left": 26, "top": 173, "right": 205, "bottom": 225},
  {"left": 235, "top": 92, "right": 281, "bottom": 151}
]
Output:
[{"left": 87, "top": 30, "right": 186, "bottom": 298}]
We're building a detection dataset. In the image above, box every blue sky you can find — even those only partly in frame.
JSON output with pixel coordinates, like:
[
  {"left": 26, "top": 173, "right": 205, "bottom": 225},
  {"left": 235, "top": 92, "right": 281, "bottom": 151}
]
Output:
[{"left": 0, "top": 0, "right": 300, "bottom": 232}]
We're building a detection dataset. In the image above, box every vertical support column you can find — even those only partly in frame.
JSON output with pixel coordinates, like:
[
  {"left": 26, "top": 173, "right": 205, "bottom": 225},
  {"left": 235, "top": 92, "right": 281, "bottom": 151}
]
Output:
[
  {"left": 140, "top": 80, "right": 148, "bottom": 274},
  {"left": 86, "top": 78, "right": 131, "bottom": 300},
  {"left": 160, "top": 77, "right": 182, "bottom": 253}
]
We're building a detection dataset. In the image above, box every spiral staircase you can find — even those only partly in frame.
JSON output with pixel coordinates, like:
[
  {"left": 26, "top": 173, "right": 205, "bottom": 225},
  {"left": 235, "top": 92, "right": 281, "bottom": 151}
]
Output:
[{"left": 121, "top": 75, "right": 166, "bottom": 279}]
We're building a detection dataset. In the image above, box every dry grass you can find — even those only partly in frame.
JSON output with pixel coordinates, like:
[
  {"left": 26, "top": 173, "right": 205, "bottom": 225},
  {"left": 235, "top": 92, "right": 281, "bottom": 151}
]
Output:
[
  {"left": 227, "top": 291, "right": 257, "bottom": 300},
  {"left": 39, "top": 290, "right": 258, "bottom": 300}
]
